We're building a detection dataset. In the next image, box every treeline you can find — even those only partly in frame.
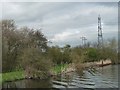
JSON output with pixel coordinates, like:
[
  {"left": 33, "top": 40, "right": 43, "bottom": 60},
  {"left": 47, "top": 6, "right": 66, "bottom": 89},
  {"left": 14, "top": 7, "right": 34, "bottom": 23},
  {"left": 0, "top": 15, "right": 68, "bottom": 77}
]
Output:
[{"left": 1, "top": 20, "right": 118, "bottom": 78}]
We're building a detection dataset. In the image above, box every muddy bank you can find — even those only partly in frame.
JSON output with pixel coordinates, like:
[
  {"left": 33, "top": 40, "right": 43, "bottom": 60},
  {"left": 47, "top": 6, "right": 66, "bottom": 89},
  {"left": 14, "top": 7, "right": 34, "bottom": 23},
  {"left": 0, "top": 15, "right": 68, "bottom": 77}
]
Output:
[
  {"left": 85, "top": 60, "right": 112, "bottom": 68},
  {"left": 53, "top": 60, "right": 113, "bottom": 76}
]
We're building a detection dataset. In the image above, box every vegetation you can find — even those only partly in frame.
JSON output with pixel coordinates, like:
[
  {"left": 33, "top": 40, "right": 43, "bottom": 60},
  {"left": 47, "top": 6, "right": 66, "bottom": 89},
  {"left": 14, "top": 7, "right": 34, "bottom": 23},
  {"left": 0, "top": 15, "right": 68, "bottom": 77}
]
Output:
[
  {"left": 2, "top": 71, "right": 24, "bottom": 83},
  {"left": 1, "top": 64, "right": 68, "bottom": 83},
  {"left": 0, "top": 74, "right": 2, "bottom": 84},
  {"left": 52, "top": 64, "right": 68, "bottom": 74},
  {"left": 1, "top": 19, "right": 118, "bottom": 82},
  {"left": 1, "top": 20, "right": 50, "bottom": 79}
]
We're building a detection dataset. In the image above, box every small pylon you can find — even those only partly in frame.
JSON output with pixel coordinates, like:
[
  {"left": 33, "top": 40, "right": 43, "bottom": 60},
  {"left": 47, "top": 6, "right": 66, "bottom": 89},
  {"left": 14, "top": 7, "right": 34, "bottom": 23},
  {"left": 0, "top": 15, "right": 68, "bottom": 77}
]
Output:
[{"left": 80, "top": 36, "right": 87, "bottom": 47}]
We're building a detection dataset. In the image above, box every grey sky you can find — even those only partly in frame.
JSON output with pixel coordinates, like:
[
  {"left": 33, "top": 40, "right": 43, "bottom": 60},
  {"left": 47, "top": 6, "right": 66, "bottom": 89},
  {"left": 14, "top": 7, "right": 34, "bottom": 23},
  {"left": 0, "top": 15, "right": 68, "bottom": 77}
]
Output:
[{"left": 1, "top": 2, "right": 118, "bottom": 47}]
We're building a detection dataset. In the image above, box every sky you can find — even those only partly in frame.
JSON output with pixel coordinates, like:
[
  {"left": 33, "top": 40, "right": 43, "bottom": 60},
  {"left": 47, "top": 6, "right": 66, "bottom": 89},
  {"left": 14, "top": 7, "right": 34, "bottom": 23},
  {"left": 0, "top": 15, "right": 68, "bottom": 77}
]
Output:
[{"left": 1, "top": 2, "right": 118, "bottom": 47}]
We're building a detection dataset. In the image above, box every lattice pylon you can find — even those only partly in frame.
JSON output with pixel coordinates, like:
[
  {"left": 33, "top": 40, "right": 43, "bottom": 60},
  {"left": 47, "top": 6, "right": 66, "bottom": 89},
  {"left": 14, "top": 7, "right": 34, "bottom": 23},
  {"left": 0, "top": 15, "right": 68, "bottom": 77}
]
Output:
[{"left": 98, "top": 15, "right": 103, "bottom": 48}]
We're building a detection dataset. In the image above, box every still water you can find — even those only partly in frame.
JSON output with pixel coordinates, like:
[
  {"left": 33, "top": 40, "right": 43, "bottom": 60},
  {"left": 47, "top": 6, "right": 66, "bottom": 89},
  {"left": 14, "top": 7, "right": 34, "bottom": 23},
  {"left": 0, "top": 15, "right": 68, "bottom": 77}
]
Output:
[{"left": 2, "top": 65, "right": 119, "bottom": 89}]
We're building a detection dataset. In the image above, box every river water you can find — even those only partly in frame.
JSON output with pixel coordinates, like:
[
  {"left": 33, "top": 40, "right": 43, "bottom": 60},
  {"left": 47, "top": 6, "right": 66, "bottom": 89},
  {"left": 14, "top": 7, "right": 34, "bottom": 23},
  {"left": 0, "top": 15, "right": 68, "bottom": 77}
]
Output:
[{"left": 2, "top": 65, "right": 119, "bottom": 89}]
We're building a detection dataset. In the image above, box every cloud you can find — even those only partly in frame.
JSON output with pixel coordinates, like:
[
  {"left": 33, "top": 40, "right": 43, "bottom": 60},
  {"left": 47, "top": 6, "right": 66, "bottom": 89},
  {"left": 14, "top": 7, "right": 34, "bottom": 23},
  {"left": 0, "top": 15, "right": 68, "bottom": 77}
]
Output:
[
  {"left": 50, "top": 29, "right": 80, "bottom": 42},
  {"left": 2, "top": 2, "right": 118, "bottom": 47},
  {"left": 1, "top": 0, "right": 119, "bottom": 2},
  {"left": 0, "top": 2, "right": 2, "bottom": 19}
]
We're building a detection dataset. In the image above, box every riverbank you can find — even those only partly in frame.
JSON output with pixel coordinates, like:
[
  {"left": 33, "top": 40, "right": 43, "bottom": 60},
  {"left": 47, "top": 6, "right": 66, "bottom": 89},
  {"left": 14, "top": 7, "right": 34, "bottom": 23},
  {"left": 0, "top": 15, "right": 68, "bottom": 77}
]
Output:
[
  {"left": 2, "top": 64, "right": 118, "bottom": 88},
  {"left": 1, "top": 60, "right": 113, "bottom": 83},
  {"left": 85, "top": 60, "right": 112, "bottom": 68},
  {"left": 1, "top": 71, "right": 24, "bottom": 83},
  {"left": 59, "top": 60, "right": 113, "bottom": 75},
  {"left": 1, "top": 64, "right": 68, "bottom": 83}
]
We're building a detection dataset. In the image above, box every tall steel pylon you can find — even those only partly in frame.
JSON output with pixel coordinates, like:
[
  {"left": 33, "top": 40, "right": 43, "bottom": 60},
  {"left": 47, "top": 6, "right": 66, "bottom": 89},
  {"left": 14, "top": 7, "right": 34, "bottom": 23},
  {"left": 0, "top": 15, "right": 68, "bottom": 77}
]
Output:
[{"left": 98, "top": 15, "right": 103, "bottom": 48}]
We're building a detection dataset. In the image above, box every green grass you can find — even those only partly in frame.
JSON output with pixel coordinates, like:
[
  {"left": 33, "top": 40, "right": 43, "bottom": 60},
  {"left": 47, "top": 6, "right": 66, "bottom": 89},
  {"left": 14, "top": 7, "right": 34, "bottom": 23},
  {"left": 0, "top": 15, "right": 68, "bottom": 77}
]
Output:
[
  {"left": 0, "top": 74, "right": 2, "bottom": 85},
  {"left": 2, "top": 71, "right": 25, "bottom": 83},
  {"left": 52, "top": 64, "right": 68, "bottom": 74}
]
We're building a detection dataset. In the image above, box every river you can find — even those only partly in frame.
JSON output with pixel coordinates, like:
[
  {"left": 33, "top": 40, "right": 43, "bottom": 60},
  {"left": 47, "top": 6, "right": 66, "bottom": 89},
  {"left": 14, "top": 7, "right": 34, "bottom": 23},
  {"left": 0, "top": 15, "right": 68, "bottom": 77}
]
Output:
[{"left": 2, "top": 64, "right": 119, "bottom": 89}]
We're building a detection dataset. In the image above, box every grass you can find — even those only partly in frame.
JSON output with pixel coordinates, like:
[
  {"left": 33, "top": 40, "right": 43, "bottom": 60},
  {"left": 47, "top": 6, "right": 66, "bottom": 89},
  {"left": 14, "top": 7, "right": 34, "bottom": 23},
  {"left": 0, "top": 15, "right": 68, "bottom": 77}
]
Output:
[
  {"left": 2, "top": 71, "right": 25, "bottom": 83},
  {"left": 0, "top": 74, "right": 2, "bottom": 85},
  {"left": 52, "top": 64, "right": 68, "bottom": 74}
]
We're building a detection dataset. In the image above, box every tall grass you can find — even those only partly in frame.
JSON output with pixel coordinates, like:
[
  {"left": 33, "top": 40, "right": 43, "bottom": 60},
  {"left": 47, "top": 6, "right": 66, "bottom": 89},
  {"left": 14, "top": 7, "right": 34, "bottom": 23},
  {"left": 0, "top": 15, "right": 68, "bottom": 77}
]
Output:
[{"left": 52, "top": 64, "right": 68, "bottom": 74}]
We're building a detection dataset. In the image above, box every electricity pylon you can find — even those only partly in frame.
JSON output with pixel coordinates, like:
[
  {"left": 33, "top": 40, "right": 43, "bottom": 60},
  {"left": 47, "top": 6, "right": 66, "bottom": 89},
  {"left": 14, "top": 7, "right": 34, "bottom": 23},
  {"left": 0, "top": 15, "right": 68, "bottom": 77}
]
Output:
[
  {"left": 80, "top": 36, "right": 87, "bottom": 47},
  {"left": 98, "top": 15, "right": 103, "bottom": 48}
]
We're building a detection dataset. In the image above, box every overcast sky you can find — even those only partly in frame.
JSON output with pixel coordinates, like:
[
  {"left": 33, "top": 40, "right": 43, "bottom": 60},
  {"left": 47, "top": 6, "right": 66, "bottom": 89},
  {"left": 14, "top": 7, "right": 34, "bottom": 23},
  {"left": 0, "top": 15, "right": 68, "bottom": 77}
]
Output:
[{"left": 1, "top": 2, "right": 118, "bottom": 47}]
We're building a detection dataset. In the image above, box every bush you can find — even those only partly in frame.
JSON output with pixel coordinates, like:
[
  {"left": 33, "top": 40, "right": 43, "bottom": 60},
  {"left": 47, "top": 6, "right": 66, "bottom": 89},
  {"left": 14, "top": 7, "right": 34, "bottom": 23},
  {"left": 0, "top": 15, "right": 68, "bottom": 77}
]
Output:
[
  {"left": 20, "top": 47, "right": 51, "bottom": 79},
  {"left": 86, "top": 48, "right": 99, "bottom": 62}
]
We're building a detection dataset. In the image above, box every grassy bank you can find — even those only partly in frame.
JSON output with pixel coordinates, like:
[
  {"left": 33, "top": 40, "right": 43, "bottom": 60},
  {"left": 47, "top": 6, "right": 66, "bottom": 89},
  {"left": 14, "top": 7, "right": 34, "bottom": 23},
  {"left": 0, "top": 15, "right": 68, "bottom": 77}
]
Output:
[
  {"left": 1, "top": 61, "right": 114, "bottom": 83},
  {"left": 2, "top": 71, "right": 25, "bottom": 83},
  {"left": 0, "top": 74, "right": 2, "bottom": 84},
  {"left": 1, "top": 64, "right": 69, "bottom": 83}
]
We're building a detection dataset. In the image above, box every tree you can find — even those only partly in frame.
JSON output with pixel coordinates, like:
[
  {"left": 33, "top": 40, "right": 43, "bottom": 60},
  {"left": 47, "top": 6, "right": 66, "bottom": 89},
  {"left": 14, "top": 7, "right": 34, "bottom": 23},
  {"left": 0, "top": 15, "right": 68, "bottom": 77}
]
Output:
[
  {"left": 2, "top": 20, "right": 21, "bottom": 72},
  {"left": 62, "top": 44, "right": 72, "bottom": 64},
  {"left": 18, "top": 27, "right": 49, "bottom": 78},
  {"left": 1, "top": 19, "right": 51, "bottom": 78},
  {"left": 86, "top": 48, "right": 99, "bottom": 62},
  {"left": 107, "top": 38, "right": 117, "bottom": 51}
]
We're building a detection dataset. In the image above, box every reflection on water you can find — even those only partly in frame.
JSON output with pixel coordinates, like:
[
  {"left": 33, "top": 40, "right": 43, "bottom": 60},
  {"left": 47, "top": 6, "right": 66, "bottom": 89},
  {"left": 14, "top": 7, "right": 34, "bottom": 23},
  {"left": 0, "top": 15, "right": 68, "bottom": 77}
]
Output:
[
  {"left": 3, "top": 79, "right": 53, "bottom": 88},
  {"left": 2, "top": 65, "right": 119, "bottom": 89}
]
